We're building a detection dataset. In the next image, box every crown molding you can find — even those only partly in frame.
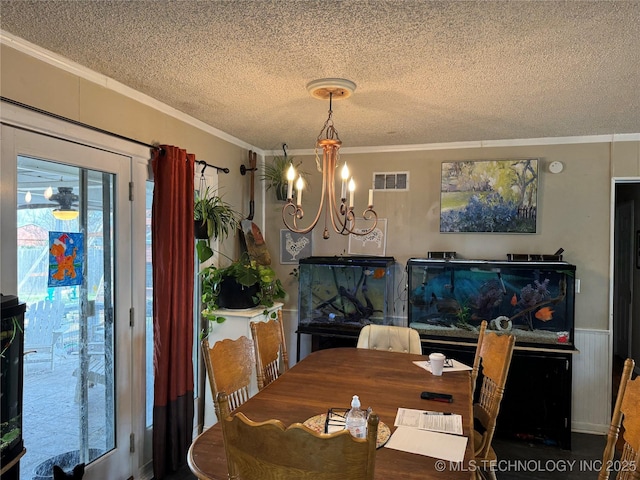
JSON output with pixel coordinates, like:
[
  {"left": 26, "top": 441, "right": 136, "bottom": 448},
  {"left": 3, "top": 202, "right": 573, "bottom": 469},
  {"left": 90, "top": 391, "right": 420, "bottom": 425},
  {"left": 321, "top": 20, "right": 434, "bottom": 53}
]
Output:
[
  {"left": 3, "top": 31, "right": 637, "bottom": 159},
  {"left": 1, "top": 30, "right": 263, "bottom": 155},
  {"left": 274, "top": 134, "right": 640, "bottom": 157}
]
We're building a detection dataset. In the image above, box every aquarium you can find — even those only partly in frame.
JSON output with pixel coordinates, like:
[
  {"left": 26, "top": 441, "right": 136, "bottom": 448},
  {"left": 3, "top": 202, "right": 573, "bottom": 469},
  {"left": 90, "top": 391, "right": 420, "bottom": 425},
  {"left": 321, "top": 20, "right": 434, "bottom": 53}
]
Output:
[
  {"left": 407, "top": 259, "right": 576, "bottom": 348},
  {"left": 1, "top": 295, "right": 26, "bottom": 471},
  {"left": 298, "top": 256, "right": 396, "bottom": 338}
]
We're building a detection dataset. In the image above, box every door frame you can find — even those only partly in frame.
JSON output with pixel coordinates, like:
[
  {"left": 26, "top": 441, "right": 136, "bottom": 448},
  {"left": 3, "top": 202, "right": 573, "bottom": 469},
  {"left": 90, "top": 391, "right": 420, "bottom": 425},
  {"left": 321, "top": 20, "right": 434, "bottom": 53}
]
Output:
[
  {"left": 1, "top": 100, "right": 152, "bottom": 478},
  {"left": 607, "top": 177, "right": 640, "bottom": 376},
  {"left": 609, "top": 177, "right": 640, "bottom": 409}
]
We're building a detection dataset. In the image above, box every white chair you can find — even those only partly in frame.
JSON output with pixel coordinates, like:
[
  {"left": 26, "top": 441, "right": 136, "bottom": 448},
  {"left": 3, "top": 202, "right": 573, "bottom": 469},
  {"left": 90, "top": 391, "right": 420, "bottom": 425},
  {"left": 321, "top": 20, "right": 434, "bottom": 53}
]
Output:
[
  {"left": 24, "top": 299, "right": 66, "bottom": 370},
  {"left": 356, "top": 324, "right": 422, "bottom": 354}
]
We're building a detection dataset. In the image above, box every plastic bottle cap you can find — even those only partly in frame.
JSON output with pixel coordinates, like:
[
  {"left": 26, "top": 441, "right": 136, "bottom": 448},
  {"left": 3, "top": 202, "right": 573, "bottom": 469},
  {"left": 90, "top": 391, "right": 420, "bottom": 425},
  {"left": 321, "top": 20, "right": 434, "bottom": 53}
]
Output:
[{"left": 351, "top": 395, "right": 361, "bottom": 408}]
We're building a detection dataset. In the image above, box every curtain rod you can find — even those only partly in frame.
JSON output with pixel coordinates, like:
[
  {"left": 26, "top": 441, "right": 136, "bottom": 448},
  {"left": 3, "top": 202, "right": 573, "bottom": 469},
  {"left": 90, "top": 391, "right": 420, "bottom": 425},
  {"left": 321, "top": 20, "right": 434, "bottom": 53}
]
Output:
[{"left": 1, "top": 96, "right": 230, "bottom": 174}]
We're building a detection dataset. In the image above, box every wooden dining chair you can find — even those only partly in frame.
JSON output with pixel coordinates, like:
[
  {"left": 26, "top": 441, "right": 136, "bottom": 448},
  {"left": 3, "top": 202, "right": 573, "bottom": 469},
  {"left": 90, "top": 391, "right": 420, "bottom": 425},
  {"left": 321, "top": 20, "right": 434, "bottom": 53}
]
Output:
[
  {"left": 470, "top": 320, "right": 488, "bottom": 397},
  {"left": 202, "top": 336, "right": 254, "bottom": 415},
  {"left": 250, "top": 310, "right": 289, "bottom": 390},
  {"left": 472, "top": 329, "right": 515, "bottom": 480},
  {"left": 599, "top": 358, "right": 640, "bottom": 480},
  {"left": 356, "top": 324, "right": 422, "bottom": 354},
  {"left": 216, "top": 391, "right": 379, "bottom": 480}
]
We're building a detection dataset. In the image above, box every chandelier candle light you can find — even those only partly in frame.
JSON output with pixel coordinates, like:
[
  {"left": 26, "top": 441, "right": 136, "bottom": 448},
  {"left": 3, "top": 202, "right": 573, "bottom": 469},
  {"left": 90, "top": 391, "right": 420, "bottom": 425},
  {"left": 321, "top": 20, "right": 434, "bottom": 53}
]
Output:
[{"left": 282, "top": 78, "right": 377, "bottom": 239}]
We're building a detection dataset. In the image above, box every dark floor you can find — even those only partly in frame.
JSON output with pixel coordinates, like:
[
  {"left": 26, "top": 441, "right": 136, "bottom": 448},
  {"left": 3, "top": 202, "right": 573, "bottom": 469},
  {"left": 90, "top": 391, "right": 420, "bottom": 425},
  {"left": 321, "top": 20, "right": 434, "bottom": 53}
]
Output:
[
  {"left": 160, "top": 464, "right": 196, "bottom": 480},
  {"left": 161, "top": 432, "right": 607, "bottom": 480},
  {"left": 491, "top": 432, "right": 606, "bottom": 479}
]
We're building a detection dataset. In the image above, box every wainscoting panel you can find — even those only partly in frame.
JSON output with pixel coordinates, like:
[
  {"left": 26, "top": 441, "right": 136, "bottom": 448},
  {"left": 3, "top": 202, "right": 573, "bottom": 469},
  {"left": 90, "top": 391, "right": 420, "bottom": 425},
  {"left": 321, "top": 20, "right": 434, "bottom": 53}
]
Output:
[{"left": 572, "top": 328, "right": 611, "bottom": 434}]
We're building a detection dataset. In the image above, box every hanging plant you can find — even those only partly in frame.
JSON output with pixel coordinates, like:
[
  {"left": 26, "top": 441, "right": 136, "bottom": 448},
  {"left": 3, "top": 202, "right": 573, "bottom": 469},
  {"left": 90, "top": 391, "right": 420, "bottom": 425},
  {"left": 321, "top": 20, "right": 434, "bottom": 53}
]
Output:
[
  {"left": 260, "top": 155, "right": 309, "bottom": 201},
  {"left": 194, "top": 187, "right": 240, "bottom": 263}
]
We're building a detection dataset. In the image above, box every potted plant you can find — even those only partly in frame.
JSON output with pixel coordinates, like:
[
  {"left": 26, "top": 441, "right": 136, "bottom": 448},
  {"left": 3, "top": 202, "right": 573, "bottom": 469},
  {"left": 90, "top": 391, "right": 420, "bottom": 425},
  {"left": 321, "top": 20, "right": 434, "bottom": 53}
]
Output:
[
  {"left": 200, "top": 253, "right": 286, "bottom": 322},
  {"left": 194, "top": 187, "right": 240, "bottom": 263},
  {"left": 260, "top": 155, "right": 309, "bottom": 201}
]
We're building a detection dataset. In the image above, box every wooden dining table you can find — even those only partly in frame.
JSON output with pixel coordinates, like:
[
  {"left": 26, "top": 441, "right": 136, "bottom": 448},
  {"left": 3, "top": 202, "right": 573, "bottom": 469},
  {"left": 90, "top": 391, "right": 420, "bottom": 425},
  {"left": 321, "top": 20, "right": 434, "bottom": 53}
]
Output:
[{"left": 188, "top": 347, "right": 474, "bottom": 479}]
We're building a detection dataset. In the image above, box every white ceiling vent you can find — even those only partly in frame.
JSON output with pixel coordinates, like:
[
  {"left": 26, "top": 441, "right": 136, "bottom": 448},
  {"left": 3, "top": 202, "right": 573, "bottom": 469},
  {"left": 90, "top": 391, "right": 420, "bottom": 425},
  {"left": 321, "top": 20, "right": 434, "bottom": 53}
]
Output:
[{"left": 373, "top": 172, "right": 409, "bottom": 191}]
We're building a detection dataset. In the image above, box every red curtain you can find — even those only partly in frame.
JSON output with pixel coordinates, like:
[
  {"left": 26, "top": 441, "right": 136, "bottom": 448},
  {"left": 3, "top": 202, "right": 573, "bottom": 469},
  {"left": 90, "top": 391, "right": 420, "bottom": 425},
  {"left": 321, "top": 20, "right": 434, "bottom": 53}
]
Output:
[{"left": 151, "top": 145, "right": 195, "bottom": 479}]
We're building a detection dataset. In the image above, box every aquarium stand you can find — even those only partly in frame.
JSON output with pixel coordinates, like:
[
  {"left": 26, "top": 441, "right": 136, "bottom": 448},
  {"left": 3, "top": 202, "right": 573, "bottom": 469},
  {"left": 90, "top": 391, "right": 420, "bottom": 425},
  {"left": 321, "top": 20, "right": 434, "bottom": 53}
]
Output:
[
  {"left": 421, "top": 337, "right": 576, "bottom": 450},
  {"left": 406, "top": 258, "right": 578, "bottom": 450},
  {"left": 295, "top": 325, "right": 361, "bottom": 362}
]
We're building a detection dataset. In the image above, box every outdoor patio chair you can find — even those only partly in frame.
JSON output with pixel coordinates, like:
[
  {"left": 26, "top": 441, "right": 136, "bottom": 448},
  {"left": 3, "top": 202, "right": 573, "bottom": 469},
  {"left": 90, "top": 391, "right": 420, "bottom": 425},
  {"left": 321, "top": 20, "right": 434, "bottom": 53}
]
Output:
[{"left": 24, "top": 299, "right": 66, "bottom": 370}]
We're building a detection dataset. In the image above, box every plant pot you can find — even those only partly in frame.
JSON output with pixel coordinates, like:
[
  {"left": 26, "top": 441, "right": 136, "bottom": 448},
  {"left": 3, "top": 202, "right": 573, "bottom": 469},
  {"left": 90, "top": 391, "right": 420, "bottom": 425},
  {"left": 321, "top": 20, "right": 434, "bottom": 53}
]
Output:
[
  {"left": 217, "top": 277, "right": 260, "bottom": 309},
  {"left": 275, "top": 184, "right": 288, "bottom": 202},
  {"left": 194, "top": 220, "right": 209, "bottom": 239}
]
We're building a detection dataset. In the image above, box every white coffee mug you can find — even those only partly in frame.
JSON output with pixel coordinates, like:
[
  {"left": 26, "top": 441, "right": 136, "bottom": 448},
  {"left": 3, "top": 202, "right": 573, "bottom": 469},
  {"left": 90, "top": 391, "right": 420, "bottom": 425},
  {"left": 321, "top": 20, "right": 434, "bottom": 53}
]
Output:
[{"left": 429, "top": 352, "right": 446, "bottom": 376}]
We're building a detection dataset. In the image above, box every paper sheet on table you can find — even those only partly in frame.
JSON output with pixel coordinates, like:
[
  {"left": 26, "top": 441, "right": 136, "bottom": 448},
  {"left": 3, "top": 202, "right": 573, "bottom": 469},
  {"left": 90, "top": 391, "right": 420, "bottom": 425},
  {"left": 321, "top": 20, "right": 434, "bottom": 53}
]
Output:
[
  {"left": 384, "top": 426, "right": 468, "bottom": 462},
  {"left": 394, "top": 407, "right": 463, "bottom": 435},
  {"left": 413, "top": 359, "right": 472, "bottom": 373}
]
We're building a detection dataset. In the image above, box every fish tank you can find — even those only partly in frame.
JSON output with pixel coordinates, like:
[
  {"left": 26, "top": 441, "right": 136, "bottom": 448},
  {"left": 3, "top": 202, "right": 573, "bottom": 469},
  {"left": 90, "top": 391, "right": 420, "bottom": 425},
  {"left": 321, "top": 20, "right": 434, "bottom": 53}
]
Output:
[
  {"left": 407, "top": 258, "right": 576, "bottom": 349},
  {"left": 298, "top": 256, "right": 397, "bottom": 339}
]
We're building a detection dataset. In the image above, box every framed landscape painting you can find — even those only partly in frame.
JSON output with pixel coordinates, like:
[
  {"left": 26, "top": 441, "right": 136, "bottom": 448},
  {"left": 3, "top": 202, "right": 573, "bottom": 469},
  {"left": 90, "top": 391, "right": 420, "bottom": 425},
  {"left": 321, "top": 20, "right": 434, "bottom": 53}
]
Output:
[{"left": 440, "top": 158, "right": 538, "bottom": 233}]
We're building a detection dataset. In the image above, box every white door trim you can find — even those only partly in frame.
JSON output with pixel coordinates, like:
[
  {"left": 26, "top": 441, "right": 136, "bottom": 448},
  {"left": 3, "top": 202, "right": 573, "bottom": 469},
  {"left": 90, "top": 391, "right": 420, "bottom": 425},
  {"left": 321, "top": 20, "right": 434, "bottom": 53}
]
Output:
[{"left": 1, "top": 101, "right": 151, "bottom": 479}]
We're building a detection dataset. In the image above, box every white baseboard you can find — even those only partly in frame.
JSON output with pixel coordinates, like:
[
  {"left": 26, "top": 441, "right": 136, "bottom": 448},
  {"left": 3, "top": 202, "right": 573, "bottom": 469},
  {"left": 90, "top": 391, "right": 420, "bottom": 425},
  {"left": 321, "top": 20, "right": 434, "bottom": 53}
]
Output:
[{"left": 572, "top": 422, "right": 609, "bottom": 435}]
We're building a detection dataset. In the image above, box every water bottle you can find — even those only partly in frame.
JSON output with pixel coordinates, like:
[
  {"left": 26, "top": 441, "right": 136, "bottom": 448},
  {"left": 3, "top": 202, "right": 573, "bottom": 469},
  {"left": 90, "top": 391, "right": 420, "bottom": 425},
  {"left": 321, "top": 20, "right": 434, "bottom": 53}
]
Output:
[{"left": 345, "top": 395, "right": 367, "bottom": 438}]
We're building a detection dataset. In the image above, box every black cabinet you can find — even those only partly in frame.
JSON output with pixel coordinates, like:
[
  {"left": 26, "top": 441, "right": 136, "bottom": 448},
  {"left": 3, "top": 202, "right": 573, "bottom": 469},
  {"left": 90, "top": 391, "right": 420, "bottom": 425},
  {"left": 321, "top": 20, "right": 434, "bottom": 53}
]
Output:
[
  {"left": 422, "top": 339, "right": 574, "bottom": 450},
  {"left": 1, "top": 295, "right": 26, "bottom": 479},
  {"left": 499, "top": 350, "right": 572, "bottom": 449}
]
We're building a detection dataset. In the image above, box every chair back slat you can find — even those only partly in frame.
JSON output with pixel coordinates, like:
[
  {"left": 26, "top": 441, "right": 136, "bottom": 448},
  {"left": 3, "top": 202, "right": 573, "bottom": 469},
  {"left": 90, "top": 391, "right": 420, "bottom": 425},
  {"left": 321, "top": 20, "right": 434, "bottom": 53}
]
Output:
[{"left": 217, "top": 391, "right": 378, "bottom": 480}]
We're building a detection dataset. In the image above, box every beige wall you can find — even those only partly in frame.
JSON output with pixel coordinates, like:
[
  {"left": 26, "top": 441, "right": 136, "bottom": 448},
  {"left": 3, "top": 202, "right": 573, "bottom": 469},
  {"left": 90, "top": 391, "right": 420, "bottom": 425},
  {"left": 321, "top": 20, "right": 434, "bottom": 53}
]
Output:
[
  {"left": 266, "top": 144, "right": 639, "bottom": 331},
  {"left": 3, "top": 43, "right": 639, "bottom": 332},
  {"left": 1, "top": 44, "right": 253, "bottom": 263}
]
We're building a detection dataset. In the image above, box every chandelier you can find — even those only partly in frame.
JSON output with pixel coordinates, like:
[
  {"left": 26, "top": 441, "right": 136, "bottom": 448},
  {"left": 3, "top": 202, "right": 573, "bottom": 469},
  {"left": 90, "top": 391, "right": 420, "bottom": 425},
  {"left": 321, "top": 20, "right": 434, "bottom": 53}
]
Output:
[{"left": 282, "top": 78, "right": 377, "bottom": 239}]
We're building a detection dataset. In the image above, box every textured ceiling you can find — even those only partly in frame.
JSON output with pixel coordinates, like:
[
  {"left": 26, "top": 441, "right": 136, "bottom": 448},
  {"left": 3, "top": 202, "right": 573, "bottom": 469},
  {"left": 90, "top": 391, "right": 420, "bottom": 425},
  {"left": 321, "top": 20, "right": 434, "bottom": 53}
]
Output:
[{"left": 1, "top": 0, "right": 639, "bottom": 151}]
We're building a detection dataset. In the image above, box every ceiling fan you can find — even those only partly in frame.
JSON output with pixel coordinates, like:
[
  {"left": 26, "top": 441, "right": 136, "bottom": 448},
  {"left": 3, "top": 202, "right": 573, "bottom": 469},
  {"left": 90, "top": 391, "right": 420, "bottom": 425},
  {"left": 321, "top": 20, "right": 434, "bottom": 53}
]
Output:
[{"left": 19, "top": 186, "right": 79, "bottom": 220}]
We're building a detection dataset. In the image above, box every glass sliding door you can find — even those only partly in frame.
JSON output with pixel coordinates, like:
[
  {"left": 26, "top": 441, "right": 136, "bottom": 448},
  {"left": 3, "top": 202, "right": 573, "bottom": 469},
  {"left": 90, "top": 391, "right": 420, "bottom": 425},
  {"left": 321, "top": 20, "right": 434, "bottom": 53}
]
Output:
[{"left": 2, "top": 124, "right": 134, "bottom": 479}]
